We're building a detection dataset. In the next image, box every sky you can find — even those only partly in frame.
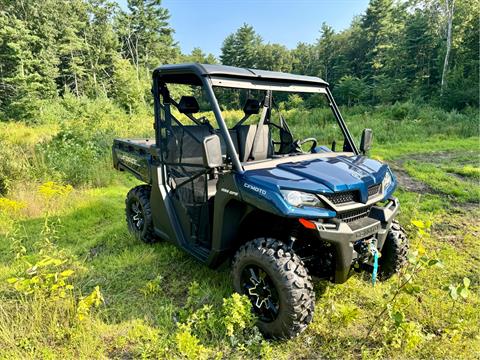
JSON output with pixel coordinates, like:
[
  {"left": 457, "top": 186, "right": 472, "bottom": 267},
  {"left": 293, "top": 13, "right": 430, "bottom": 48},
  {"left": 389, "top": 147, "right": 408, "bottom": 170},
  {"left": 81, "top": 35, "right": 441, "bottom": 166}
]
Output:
[{"left": 118, "top": 0, "right": 370, "bottom": 57}]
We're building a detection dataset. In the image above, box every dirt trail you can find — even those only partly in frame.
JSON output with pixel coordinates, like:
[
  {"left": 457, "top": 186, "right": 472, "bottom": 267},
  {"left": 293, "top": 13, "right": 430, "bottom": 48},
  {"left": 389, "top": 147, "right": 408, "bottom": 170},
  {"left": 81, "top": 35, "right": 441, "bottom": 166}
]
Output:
[
  {"left": 389, "top": 162, "right": 433, "bottom": 193},
  {"left": 389, "top": 150, "right": 479, "bottom": 211}
]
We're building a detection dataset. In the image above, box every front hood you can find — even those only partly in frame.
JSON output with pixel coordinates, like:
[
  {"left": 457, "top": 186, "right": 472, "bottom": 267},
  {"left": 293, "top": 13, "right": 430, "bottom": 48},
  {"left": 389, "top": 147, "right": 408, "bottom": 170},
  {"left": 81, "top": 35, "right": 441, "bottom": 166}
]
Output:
[{"left": 242, "top": 155, "right": 392, "bottom": 204}]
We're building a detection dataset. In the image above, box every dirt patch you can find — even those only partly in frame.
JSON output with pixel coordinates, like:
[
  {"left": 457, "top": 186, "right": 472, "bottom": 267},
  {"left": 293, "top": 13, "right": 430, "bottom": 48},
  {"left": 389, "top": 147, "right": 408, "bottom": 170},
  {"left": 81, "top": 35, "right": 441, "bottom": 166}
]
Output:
[
  {"left": 400, "top": 150, "right": 478, "bottom": 165},
  {"left": 389, "top": 162, "right": 433, "bottom": 193},
  {"left": 389, "top": 150, "right": 479, "bottom": 211},
  {"left": 450, "top": 200, "right": 480, "bottom": 213}
]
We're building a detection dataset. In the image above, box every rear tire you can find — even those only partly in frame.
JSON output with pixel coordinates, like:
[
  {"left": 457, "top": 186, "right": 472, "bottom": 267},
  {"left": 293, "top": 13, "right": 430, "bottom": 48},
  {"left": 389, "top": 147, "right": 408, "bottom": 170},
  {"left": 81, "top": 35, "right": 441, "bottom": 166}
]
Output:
[
  {"left": 126, "top": 185, "right": 157, "bottom": 243},
  {"left": 232, "top": 238, "right": 315, "bottom": 339},
  {"left": 379, "top": 220, "right": 408, "bottom": 280}
]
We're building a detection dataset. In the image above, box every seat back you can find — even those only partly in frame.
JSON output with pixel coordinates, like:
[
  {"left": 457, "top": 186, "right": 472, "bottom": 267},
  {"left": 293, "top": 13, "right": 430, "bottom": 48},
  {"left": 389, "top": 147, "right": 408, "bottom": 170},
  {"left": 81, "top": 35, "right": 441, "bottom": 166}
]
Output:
[
  {"left": 219, "top": 129, "right": 240, "bottom": 158},
  {"left": 166, "top": 124, "right": 271, "bottom": 166},
  {"left": 236, "top": 124, "right": 271, "bottom": 162},
  {"left": 166, "top": 124, "right": 212, "bottom": 165},
  {"left": 177, "top": 96, "right": 200, "bottom": 114}
]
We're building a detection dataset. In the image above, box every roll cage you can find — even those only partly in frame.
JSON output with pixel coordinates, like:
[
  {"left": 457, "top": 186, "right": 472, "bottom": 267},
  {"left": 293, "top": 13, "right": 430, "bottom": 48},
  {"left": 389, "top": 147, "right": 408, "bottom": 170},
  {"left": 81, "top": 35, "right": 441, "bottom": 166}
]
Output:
[{"left": 152, "top": 63, "right": 359, "bottom": 175}]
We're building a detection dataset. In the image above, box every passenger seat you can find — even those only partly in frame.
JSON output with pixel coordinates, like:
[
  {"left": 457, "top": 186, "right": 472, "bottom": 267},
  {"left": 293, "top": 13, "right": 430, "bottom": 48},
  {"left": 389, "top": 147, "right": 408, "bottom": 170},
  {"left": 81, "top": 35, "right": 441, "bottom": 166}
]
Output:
[{"left": 236, "top": 124, "right": 271, "bottom": 162}]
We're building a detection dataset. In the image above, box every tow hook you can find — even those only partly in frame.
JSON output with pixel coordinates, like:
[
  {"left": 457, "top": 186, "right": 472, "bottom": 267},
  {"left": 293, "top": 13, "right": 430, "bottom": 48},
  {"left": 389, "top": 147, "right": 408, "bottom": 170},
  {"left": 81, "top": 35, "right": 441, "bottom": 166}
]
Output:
[{"left": 354, "top": 237, "right": 380, "bottom": 285}]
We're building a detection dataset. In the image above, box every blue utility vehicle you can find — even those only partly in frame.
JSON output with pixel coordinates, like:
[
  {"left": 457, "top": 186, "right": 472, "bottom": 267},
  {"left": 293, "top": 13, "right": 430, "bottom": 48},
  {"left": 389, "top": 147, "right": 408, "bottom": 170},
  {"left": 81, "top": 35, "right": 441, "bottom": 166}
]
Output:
[{"left": 113, "top": 64, "right": 408, "bottom": 338}]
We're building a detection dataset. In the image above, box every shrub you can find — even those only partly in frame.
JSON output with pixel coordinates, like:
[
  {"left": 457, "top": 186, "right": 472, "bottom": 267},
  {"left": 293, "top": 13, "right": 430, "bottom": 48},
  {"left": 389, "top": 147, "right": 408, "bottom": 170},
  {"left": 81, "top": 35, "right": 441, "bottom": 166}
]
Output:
[
  {"left": 36, "top": 120, "right": 115, "bottom": 187},
  {"left": 285, "top": 94, "right": 304, "bottom": 110},
  {"left": 174, "top": 286, "right": 270, "bottom": 359},
  {"left": 222, "top": 293, "right": 256, "bottom": 338},
  {"left": 0, "top": 139, "right": 29, "bottom": 194},
  {"left": 388, "top": 101, "right": 420, "bottom": 121}
]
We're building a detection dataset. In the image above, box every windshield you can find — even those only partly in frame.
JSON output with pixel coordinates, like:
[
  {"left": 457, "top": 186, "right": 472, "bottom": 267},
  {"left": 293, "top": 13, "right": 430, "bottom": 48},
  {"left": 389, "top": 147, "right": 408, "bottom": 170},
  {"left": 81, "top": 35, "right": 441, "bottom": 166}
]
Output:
[{"left": 213, "top": 87, "right": 350, "bottom": 155}]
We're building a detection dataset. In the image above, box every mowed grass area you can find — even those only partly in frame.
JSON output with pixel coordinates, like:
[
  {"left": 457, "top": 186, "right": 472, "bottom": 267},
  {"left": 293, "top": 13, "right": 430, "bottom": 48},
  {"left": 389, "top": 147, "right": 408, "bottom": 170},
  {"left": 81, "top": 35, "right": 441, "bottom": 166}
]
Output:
[{"left": 0, "top": 105, "right": 479, "bottom": 358}]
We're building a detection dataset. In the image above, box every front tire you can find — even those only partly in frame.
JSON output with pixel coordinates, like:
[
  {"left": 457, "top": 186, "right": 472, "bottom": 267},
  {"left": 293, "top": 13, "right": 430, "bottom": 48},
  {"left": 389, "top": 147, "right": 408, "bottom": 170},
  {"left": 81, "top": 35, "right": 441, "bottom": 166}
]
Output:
[
  {"left": 379, "top": 220, "right": 409, "bottom": 280},
  {"left": 232, "top": 238, "right": 315, "bottom": 339},
  {"left": 126, "top": 185, "right": 157, "bottom": 243}
]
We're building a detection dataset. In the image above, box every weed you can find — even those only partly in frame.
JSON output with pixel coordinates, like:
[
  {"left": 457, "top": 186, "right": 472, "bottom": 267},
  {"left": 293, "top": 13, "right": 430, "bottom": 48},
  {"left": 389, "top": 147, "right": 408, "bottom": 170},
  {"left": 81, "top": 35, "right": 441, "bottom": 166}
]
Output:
[
  {"left": 366, "top": 219, "right": 441, "bottom": 340},
  {"left": 77, "top": 285, "right": 104, "bottom": 321}
]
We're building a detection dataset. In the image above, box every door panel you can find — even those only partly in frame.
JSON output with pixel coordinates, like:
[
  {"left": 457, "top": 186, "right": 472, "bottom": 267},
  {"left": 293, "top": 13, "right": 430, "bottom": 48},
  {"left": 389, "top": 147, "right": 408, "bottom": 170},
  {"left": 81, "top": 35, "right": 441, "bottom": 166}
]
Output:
[{"left": 163, "top": 125, "right": 212, "bottom": 247}]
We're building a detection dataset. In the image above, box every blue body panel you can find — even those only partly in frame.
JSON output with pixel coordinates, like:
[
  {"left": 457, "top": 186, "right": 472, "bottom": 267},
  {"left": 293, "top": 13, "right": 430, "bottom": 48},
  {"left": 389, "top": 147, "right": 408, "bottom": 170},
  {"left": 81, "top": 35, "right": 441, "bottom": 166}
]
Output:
[{"left": 236, "top": 154, "right": 397, "bottom": 219}]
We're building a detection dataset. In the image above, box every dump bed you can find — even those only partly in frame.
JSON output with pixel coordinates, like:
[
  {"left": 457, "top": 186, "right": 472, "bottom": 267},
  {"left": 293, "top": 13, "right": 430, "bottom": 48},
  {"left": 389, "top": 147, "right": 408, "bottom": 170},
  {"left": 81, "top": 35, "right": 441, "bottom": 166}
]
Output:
[{"left": 112, "top": 138, "right": 155, "bottom": 183}]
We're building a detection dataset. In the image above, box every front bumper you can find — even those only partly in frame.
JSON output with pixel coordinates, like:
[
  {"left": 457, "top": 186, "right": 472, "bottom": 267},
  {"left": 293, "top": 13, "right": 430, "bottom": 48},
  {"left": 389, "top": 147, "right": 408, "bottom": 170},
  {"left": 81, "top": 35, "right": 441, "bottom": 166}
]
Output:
[{"left": 311, "top": 197, "right": 400, "bottom": 283}]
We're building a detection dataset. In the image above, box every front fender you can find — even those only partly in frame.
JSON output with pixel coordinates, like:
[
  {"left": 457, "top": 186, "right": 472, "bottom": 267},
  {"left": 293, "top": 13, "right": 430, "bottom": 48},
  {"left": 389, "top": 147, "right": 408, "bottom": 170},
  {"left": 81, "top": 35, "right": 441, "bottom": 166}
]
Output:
[{"left": 236, "top": 174, "right": 335, "bottom": 219}]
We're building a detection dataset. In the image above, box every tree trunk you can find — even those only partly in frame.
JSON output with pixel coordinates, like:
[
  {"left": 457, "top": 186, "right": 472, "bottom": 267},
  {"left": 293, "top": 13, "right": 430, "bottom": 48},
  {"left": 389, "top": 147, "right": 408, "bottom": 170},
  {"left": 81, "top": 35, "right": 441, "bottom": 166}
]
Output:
[{"left": 441, "top": 0, "right": 455, "bottom": 95}]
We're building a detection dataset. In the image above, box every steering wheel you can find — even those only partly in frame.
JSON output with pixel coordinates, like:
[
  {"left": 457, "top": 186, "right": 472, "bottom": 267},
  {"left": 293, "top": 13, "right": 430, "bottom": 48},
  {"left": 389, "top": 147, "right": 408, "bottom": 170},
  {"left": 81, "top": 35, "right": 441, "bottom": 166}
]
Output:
[{"left": 294, "top": 138, "right": 318, "bottom": 153}]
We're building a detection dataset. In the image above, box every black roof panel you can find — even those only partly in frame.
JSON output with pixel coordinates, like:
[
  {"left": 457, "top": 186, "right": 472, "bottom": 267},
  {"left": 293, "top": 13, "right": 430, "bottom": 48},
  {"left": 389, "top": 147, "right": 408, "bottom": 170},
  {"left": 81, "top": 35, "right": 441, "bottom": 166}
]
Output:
[{"left": 153, "top": 63, "right": 328, "bottom": 86}]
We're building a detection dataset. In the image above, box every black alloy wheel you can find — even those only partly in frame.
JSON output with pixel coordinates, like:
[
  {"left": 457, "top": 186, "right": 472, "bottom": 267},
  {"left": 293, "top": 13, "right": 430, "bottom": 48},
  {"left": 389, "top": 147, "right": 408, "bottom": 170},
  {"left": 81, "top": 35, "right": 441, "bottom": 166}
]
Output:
[
  {"left": 125, "top": 185, "right": 157, "bottom": 243},
  {"left": 241, "top": 265, "right": 280, "bottom": 323},
  {"left": 232, "top": 238, "right": 315, "bottom": 339}
]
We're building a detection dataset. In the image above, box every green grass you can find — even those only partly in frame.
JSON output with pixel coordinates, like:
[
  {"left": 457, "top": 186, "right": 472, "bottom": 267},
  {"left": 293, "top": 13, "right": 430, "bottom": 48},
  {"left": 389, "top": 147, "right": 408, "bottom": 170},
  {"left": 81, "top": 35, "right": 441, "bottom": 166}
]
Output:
[
  {"left": 444, "top": 165, "right": 480, "bottom": 180},
  {"left": 373, "top": 137, "right": 479, "bottom": 160},
  {"left": 1, "top": 179, "right": 479, "bottom": 359},
  {"left": 402, "top": 161, "right": 480, "bottom": 203},
  {"left": 1, "top": 103, "right": 479, "bottom": 358}
]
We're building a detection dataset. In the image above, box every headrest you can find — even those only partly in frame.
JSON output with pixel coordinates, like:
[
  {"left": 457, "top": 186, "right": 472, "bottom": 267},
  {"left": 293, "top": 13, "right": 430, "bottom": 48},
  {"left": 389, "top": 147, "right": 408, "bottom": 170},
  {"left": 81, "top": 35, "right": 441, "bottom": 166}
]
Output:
[
  {"left": 178, "top": 96, "right": 200, "bottom": 114},
  {"left": 243, "top": 99, "right": 261, "bottom": 115}
]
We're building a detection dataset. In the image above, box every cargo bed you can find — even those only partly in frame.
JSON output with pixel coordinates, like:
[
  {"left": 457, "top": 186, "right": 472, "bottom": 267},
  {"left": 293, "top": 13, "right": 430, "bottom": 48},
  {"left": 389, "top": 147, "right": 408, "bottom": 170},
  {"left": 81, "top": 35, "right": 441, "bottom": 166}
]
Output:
[{"left": 112, "top": 138, "right": 156, "bottom": 183}]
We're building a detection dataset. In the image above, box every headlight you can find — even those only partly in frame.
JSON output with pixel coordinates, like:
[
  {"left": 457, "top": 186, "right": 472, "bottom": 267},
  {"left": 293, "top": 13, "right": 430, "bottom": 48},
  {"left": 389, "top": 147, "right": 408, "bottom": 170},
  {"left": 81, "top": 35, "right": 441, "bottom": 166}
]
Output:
[
  {"left": 382, "top": 170, "right": 393, "bottom": 192},
  {"left": 280, "top": 190, "right": 323, "bottom": 208}
]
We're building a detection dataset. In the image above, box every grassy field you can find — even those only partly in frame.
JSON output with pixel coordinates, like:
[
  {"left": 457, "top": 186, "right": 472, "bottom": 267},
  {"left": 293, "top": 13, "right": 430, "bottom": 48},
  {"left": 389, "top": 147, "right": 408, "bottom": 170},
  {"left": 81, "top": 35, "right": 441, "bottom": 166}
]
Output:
[{"left": 0, "top": 103, "right": 479, "bottom": 359}]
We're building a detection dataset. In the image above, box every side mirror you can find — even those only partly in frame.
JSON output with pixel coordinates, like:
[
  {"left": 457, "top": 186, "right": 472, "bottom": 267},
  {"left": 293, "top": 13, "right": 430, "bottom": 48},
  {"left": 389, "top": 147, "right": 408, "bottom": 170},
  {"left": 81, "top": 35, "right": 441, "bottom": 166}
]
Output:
[
  {"left": 360, "top": 128, "right": 373, "bottom": 154},
  {"left": 202, "top": 135, "right": 223, "bottom": 169}
]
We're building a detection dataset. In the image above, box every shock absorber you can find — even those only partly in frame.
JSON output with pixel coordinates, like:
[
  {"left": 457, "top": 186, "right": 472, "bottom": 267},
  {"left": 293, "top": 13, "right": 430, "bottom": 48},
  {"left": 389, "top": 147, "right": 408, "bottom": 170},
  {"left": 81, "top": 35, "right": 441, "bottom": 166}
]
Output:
[{"left": 288, "top": 222, "right": 300, "bottom": 249}]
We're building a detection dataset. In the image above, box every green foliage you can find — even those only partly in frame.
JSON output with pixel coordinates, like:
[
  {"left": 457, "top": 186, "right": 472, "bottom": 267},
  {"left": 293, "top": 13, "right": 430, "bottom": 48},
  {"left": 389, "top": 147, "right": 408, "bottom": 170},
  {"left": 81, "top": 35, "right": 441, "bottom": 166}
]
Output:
[
  {"left": 7, "top": 257, "right": 75, "bottom": 298},
  {"left": 111, "top": 57, "right": 149, "bottom": 113},
  {"left": 116, "top": 0, "right": 179, "bottom": 71},
  {"left": 448, "top": 277, "right": 471, "bottom": 302},
  {"left": 388, "top": 101, "right": 420, "bottom": 121},
  {"left": 175, "top": 291, "right": 268, "bottom": 358},
  {"left": 222, "top": 292, "right": 256, "bottom": 338},
  {"left": 37, "top": 121, "right": 112, "bottom": 187},
  {"left": 76, "top": 285, "right": 104, "bottom": 321},
  {"left": 175, "top": 325, "right": 211, "bottom": 360},
  {"left": 220, "top": 23, "right": 262, "bottom": 68},
  {"left": 365, "top": 218, "right": 442, "bottom": 354},
  {"left": 0, "top": 139, "right": 28, "bottom": 194},
  {"left": 256, "top": 43, "right": 294, "bottom": 73},
  {"left": 284, "top": 94, "right": 304, "bottom": 110},
  {"left": 335, "top": 76, "right": 370, "bottom": 106}
]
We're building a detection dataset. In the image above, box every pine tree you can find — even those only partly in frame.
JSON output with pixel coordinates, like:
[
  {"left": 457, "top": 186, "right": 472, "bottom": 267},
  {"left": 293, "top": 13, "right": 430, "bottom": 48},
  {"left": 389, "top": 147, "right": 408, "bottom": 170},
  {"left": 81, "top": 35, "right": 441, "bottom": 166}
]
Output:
[
  {"left": 220, "top": 24, "right": 262, "bottom": 68},
  {"left": 316, "top": 23, "right": 336, "bottom": 82},
  {"left": 184, "top": 47, "right": 217, "bottom": 64}
]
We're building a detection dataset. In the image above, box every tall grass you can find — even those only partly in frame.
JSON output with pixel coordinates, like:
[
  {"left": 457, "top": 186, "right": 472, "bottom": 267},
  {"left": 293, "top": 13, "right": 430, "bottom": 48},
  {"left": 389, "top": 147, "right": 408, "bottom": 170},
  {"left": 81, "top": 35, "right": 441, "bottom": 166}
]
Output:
[{"left": 0, "top": 99, "right": 478, "bottom": 195}]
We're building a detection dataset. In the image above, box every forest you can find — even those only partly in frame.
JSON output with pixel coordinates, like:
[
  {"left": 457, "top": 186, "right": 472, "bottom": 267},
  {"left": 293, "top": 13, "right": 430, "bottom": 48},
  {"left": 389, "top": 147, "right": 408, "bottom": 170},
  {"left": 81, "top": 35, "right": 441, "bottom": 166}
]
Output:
[
  {"left": 0, "top": 0, "right": 479, "bottom": 359},
  {"left": 0, "top": 0, "right": 478, "bottom": 122}
]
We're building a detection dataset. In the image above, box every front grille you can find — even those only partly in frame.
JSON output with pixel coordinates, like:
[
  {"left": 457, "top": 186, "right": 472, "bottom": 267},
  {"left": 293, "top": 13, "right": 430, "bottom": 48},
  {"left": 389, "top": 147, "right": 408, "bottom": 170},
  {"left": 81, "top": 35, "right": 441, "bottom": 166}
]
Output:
[
  {"left": 336, "top": 206, "right": 372, "bottom": 223},
  {"left": 368, "top": 183, "right": 381, "bottom": 197},
  {"left": 325, "top": 191, "right": 359, "bottom": 204},
  {"left": 326, "top": 184, "right": 381, "bottom": 205}
]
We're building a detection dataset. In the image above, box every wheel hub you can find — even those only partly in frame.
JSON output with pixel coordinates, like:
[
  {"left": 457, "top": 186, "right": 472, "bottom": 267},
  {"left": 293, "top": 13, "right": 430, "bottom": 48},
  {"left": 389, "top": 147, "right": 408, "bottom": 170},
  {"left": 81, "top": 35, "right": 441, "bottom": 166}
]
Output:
[
  {"left": 241, "top": 266, "right": 280, "bottom": 322},
  {"left": 248, "top": 275, "right": 272, "bottom": 309},
  {"left": 131, "top": 201, "right": 144, "bottom": 230}
]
